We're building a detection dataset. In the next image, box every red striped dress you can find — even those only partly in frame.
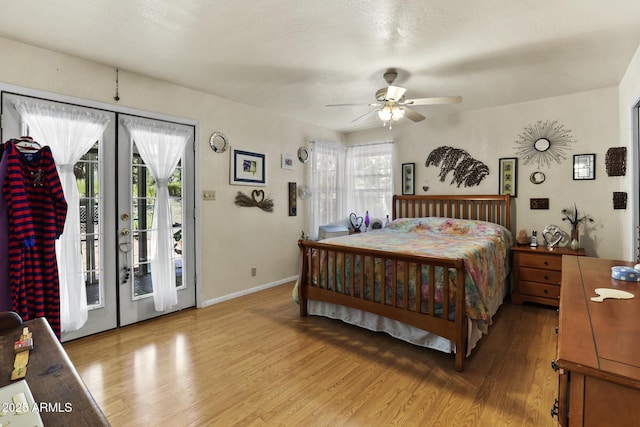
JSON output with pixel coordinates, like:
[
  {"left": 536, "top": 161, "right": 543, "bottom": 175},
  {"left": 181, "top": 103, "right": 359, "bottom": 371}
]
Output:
[{"left": 3, "top": 139, "right": 67, "bottom": 339}]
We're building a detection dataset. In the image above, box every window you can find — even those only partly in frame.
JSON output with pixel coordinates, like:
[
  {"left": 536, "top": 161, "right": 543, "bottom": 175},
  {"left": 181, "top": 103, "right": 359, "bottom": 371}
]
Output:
[
  {"left": 345, "top": 142, "right": 394, "bottom": 221},
  {"left": 309, "top": 141, "right": 345, "bottom": 239},
  {"left": 309, "top": 141, "right": 393, "bottom": 238}
]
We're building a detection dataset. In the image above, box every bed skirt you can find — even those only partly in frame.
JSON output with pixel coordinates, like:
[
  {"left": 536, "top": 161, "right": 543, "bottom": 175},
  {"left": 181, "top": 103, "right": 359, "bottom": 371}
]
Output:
[{"left": 295, "top": 278, "right": 508, "bottom": 357}]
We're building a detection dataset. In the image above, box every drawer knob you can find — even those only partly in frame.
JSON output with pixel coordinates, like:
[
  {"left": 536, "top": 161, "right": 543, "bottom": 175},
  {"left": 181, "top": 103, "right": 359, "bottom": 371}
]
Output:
[
  {"left": 544, "top": 275, "right": 549, "bottom": 280},
  {"left": 543, "top": 261, "right": 549, "bottom": 266},
  {"left": 544, "top": 289, "right": 548, "bottom": 294}
]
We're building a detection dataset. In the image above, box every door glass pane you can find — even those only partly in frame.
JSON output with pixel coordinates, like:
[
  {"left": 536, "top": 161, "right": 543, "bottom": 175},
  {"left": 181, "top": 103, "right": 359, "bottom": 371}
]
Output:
[
  {"left": 131, "top": 146, "right": 184, "bottom": 300},
  {"left": 78, "top": 142, "right": 103, "bottom": 308},
  {"left": 170, "top": 162, "right": 184, "bottom": 290}
]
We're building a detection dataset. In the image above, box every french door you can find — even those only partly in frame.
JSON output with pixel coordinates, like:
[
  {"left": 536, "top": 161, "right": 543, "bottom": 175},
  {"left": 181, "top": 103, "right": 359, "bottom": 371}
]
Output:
[
  {"left": 117, "top": 114, "right": 196, "bottom": 326},
  {"left": 1, "top": 92, "right": 196, "bottom": 340}
]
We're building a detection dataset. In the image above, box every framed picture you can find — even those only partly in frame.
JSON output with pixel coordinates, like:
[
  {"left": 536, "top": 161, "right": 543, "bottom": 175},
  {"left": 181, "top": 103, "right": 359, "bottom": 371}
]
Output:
[
  {"left": 230, "top": 148, "right": 266, "bottom": 186},
  {"left": 498, "top": 157, "right": 518, "bottom": 197},
  {"left": 573, "top": 153, "right": 595, "bottom": 180},
  {"left": 281, "top": 154, "right": 295, "bottom": 170},
  {"left": 402, "top": 163, "right": 415, "bottom": 195}
]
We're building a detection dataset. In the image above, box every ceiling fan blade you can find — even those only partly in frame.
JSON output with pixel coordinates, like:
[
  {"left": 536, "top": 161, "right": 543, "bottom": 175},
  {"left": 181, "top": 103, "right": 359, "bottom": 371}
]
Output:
[
  {"left": 351, "top": 108, "right": 380, "bottom": 123},
  {"left": 325, "top": 102, "right": 378, "bottom": 107},
  {"left": 403, "top": 96, "right": 462, "bottom": 106},
  {"left": 385, "top": 85, "right": 406, "bottom": 102},
  {"left": 402, "top": 107, "right": 425, "bottom": 122},
  {"left": 326, "top": 102, "right": 382, "bottom": 107}
]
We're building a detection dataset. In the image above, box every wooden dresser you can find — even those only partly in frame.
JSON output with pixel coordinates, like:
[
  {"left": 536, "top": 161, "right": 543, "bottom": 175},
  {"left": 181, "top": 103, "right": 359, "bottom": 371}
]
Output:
[
  {"left": 511, "top": 245, "right": 585, "bottom": 307},
  {"left": 0, "top": 317, "right": 110, "bottom": 426},
  {"left": 554, "top": 256, "right": 640, "bottom": 427}
]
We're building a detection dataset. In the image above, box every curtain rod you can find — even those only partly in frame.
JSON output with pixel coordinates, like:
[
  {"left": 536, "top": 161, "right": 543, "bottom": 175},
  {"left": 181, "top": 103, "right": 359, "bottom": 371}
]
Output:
[
  {"left": 347, "top": 141, "right": 393, "bottom": 148},
  {"left": 309, "top": 140, "right": 393, "bottom": 147}
]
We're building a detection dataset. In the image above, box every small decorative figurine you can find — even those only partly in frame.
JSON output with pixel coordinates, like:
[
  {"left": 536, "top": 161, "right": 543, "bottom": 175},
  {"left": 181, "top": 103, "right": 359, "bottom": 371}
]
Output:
[{"left": 517, "top": 230, "right": 528, "bottom": 245}]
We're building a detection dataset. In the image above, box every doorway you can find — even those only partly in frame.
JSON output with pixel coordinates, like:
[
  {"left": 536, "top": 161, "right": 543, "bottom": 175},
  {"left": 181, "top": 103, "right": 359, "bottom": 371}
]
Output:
[{"left": 1, "top": 92, "right": 197, "bottom": 340}]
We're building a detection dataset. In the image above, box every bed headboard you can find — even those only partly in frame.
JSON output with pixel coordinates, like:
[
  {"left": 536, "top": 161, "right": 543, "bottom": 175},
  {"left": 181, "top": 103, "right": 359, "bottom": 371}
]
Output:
[{"left": 392, "top": 194, "right": 511, "bottom": 231}]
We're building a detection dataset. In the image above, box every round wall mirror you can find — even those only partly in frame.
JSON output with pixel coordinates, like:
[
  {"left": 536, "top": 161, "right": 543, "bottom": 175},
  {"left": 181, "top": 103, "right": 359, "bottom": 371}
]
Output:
[
  {"left": 298, "top": 146, "right": 310, "bottom": 163},
  {"left": 209, "top": 132, "right": 229, "bottom": 153},
  {"left": 534, "top": 138, "right": 550, "bottom": 152},
  {"left": 530, "top": 171, "right": 546, "bottom": 184}
]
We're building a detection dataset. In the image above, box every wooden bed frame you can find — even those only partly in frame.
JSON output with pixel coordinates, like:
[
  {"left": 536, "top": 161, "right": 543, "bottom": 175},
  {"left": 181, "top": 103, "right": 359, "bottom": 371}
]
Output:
[{"left": 297, "top": 194, "right": 511, "bottom": 371}]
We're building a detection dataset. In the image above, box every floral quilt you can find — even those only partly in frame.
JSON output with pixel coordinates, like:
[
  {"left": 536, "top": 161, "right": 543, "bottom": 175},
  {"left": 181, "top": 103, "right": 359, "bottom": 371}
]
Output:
[{"left": 312, "top": 217, "right": 513, "bottom": 330}]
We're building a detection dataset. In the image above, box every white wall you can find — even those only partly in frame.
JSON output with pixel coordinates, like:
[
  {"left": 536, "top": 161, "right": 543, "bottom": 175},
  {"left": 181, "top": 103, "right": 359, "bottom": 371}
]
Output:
[
  {"left": 346, "top": 86, "right": 626, "bottom": 260},
  {"left": 0, "top": 36, "right": 343, "bottom": 303},
  {"left": 619, "top": 42, "right": 640, "bottom": 261}
]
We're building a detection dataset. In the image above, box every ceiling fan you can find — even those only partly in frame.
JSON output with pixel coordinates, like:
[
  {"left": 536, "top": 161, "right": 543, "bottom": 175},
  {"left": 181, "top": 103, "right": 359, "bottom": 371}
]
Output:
[{"left": 327, "top": 69, "right": 462, "bottom": 127}]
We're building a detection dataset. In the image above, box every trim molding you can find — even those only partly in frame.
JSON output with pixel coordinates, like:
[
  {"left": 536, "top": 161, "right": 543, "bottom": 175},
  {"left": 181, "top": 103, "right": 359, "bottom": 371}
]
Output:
[{"left": 201, "top": 276, "right": 297, "bottom": 308}]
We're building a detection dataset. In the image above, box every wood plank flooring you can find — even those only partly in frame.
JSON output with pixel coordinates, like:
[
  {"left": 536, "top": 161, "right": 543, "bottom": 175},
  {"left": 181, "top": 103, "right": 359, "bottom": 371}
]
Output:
[{"left": 63, "top": 283, "right": 559, "bottom": 426}]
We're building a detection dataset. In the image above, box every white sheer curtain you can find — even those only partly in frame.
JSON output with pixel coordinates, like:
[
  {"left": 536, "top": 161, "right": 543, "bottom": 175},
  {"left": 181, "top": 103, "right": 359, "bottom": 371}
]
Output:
[
  {"left": 308, "top": 141, "right": 345, "bottom": 239},
  {"left": 344, "top": 142, "right": 394, "bottom": 221},
  {"left": 123, "top": 118, "right": 191, "bottom": 311},
  {"left": 13, "top": 99, "right": 111, "bottom": 333}
]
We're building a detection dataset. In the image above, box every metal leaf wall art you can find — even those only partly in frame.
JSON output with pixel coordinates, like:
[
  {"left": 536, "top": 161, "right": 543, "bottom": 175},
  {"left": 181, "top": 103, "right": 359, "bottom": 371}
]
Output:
[{"left": 425, "top": 146, "right": 489, "bottom": 188}]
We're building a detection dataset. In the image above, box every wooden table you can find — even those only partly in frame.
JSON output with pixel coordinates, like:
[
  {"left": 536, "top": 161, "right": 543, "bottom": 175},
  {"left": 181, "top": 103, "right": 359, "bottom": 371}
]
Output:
[
  {"left": 0, "top": 317, "right": 110, "bottom": 426},
  {"left": 555, "top": 256, "right": 640, "bottom": 426}
]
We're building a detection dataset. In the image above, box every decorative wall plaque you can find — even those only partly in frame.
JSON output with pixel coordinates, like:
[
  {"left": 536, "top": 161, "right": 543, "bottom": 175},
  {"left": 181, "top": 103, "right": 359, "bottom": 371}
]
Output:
[
  {"left": 288, "top": 182, "right": 297, "bottom": 216},
  {"left": 530, "top": 198, "right": 549, "bottom": 210},
  {"left": 605, "top": 147, "right": 626, "bottom": 176},
  {"left": 613, "top": 192, "right": 627, "bottom": 210}
]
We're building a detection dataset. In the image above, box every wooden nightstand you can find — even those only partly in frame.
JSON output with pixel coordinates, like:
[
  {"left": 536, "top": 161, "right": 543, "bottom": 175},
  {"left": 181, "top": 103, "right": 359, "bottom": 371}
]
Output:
[{"left": 511, "top": 245, "right": 585, "bottom": 307}]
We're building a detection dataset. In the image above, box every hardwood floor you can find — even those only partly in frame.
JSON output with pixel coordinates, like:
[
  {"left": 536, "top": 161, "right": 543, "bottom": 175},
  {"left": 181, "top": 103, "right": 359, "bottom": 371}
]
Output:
[{"left": 63, "top": 283, "right": 559, "bottom": 426}]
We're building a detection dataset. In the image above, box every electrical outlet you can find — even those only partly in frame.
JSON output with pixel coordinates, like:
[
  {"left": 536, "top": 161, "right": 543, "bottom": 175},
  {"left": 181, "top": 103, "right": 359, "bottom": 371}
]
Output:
[
  {"left": 251, "top": 267, "right": 257, "bottom": 277},
  {"left": 202, "top": 190, "right": 216, "bottom": 201}
]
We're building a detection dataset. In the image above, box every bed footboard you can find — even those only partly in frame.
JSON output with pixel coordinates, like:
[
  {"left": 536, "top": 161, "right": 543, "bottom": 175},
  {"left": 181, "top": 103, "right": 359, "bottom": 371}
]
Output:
[{"left": 298, "top": 239, "right": 468, "bottom": 371}]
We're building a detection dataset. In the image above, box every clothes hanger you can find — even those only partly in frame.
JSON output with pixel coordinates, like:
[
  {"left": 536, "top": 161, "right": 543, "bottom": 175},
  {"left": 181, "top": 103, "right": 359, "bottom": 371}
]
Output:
[{"left": 14, "top": 136, "right": 41, "bottom": 152}]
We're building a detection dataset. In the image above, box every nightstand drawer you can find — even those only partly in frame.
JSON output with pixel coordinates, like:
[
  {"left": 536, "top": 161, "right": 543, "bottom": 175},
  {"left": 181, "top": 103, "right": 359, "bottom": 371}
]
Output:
[
  {"left": 519, "top": 281, "right": 560, "bottom": 299},
  {"left": 519, "top": 253, "right": 562, "bottom": 270},
  {"left": 519, "top": 267, "right": 561, "bottom": 285}
]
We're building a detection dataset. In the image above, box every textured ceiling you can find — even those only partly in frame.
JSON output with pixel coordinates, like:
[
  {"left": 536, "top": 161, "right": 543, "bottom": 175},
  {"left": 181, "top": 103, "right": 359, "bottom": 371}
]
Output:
[{"left": 0, "top": 0, "right": 639, "bottom": 132}]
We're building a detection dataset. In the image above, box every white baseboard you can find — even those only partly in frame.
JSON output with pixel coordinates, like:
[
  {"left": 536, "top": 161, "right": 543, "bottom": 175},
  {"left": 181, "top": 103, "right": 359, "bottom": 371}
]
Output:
[{"left": 200, "top": 275, "right": 298, "bottom": 308}]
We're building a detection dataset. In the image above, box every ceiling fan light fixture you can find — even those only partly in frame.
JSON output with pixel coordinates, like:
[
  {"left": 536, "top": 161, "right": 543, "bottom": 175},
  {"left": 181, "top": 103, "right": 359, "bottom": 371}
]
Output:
[
  {"left": 377, "top": 106, "right": 392, "bottom": 122},
  {"left": 392, "top": 106, "right": 404, "bottom": 120},
  {"left": 377, "top": 104, "right": 404, "bottom": 124}
]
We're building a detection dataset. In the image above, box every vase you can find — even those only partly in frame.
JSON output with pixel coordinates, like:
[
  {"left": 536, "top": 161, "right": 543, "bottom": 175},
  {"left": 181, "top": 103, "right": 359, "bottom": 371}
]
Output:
[{"left": 570, "top": 229, "right": 579, "bottom": 250}]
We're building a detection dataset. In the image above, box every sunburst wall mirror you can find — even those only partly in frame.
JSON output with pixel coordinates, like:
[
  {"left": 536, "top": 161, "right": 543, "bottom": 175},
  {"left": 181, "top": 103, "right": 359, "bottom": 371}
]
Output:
[{"left": 514, "top": 120, "right": 575, "bottom": 169}]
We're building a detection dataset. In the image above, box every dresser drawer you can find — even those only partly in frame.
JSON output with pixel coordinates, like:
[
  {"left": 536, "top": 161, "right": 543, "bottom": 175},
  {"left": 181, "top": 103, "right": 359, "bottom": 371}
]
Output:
[
  {"left": 519, "top": 252, "right": 562, "bottom": 270},
  {"left": 519, "top": 281, "right": 560, "bottom": 299},
  {"left": 519, "top": 267, "right": 561, "bottom": 285}
]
